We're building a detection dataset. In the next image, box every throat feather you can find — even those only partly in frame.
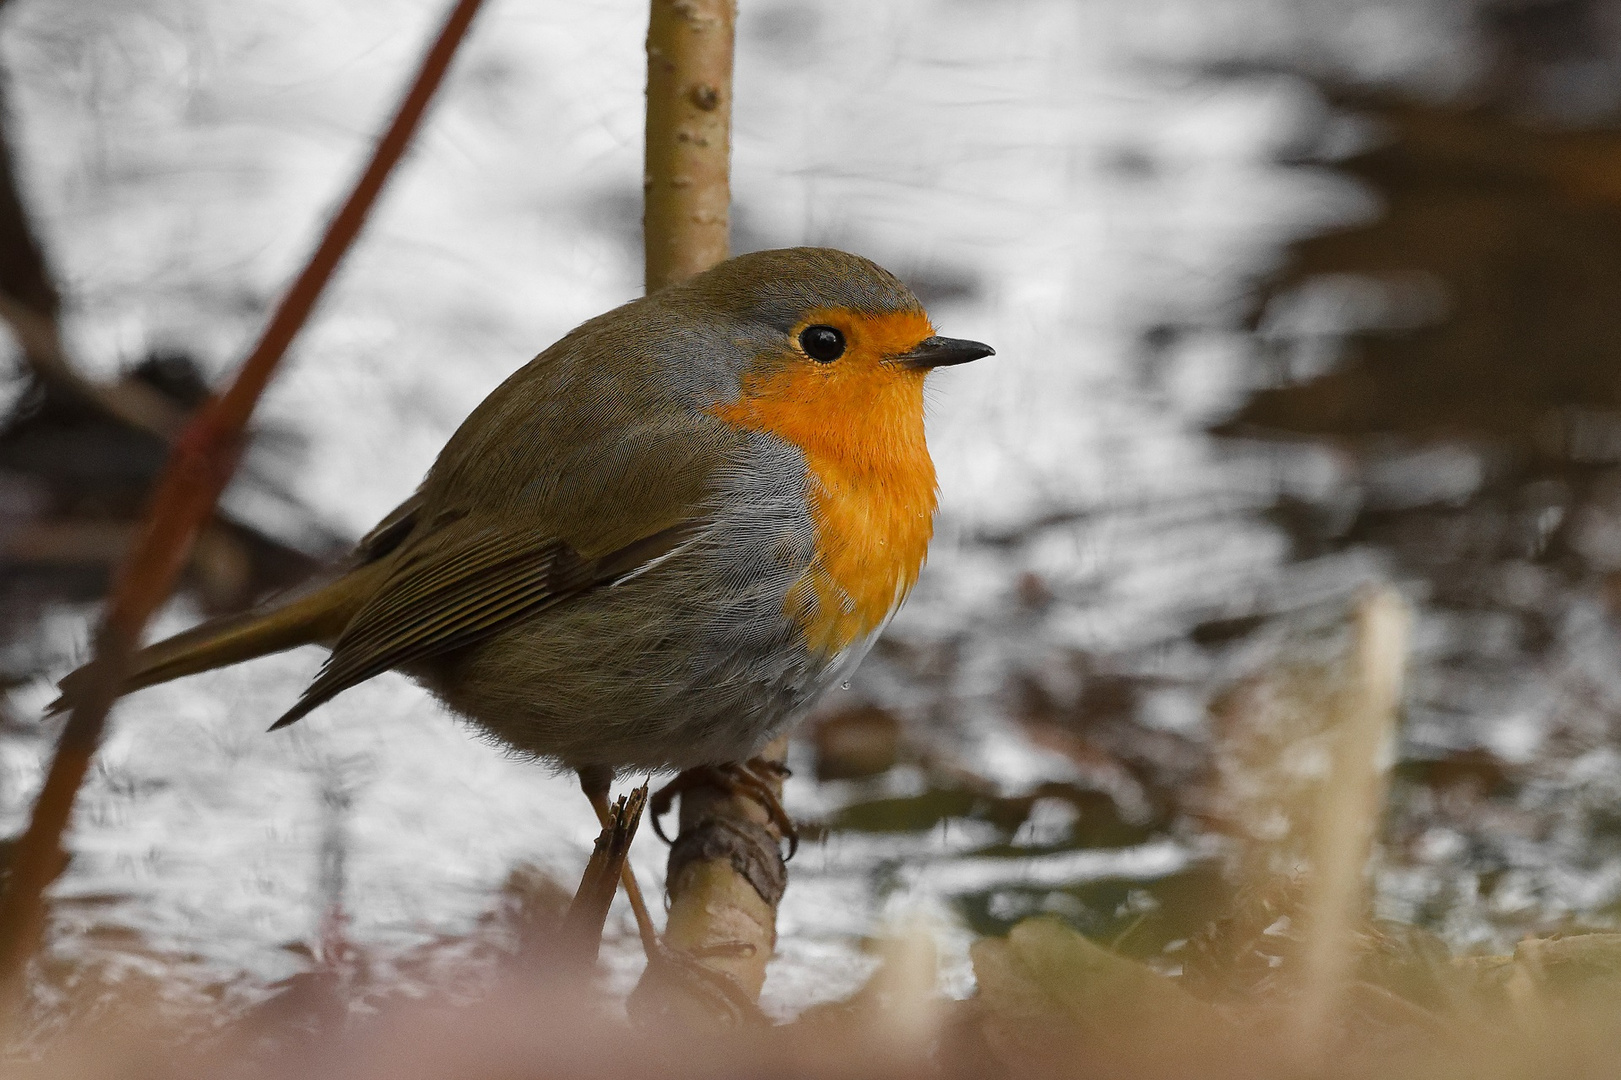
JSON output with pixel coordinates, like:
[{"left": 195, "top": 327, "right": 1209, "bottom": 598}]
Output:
[{"left": 712, "top": 363, "right": 937, "bottom": 656}]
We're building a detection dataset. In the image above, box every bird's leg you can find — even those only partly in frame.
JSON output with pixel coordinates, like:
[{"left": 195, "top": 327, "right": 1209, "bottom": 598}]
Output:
[
  {"left": 576, "top": 766, "right": 660, "bottom": 959},
  {"left": 648, "top": 759, "right": 797, "bottom": 858}
]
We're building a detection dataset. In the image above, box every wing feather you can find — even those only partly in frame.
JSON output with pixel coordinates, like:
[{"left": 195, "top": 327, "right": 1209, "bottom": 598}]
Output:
[{"left": 269, "top": 519, "right": 696, "bottom": 730}]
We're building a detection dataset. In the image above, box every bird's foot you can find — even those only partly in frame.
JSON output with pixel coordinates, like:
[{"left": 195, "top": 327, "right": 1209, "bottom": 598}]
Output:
[{"left": 648, "top": 759, "right": 797, "bottom": 859}]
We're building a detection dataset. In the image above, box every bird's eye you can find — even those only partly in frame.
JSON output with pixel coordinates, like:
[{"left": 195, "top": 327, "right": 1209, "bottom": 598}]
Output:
[{"left": 798, "top": 324, "right": 846, "bottom": 362}]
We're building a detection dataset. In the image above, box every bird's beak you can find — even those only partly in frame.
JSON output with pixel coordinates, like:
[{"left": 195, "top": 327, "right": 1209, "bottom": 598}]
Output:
[{"left": 896, "top": 335, "right": 996, "bottom": 370}]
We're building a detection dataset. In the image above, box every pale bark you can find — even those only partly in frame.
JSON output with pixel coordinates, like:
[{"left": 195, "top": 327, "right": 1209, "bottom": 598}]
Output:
[
  {"left": 661, "top": 737, "right": 789, "bottom": 1001},
  {"left": 643, "top": 0, "right": 736, "bottom": 292}
]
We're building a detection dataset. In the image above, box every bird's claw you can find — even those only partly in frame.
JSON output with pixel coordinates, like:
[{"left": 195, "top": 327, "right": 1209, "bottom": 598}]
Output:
[{"left": 649, "top": 758, "right": 798, "bottom": 860}]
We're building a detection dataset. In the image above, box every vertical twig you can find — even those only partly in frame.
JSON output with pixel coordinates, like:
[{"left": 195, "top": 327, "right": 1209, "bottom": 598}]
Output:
[
  {"left": 1292, "top": 585, "right": 1410, "bottom": 1056},
  {"left": 633, "top": 0, "right": 785, "bottom": 1025},
  {"left": 0, "top": 77, "right": 57, "bottom": 329},
  {"left": 0, "top": 0, "right": 488, "bottom": 1000},
  {"left": 643, "top": 0, "right": 736, "bottom": 293}
]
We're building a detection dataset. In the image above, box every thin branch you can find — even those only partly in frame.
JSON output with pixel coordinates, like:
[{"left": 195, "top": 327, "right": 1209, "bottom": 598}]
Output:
[
  {"left": 0, "top": 0, "right": 488, "bottom": 1000},
  {"left": 0, "top": 303, "right": 186, "bottom": 439},
  {"left": 0, "top": 74, "right": 182, "bottom": 439},
  {"left": 631, "top": 0, "right": 787, "bottom": 1024},
  {"left": 643, "top": 0, "right": 736, "bottom": 292}
]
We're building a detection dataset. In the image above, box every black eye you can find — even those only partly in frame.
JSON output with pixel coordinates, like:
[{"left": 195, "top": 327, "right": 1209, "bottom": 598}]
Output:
[{"left": 798, "top": 324, "right": 845, "bottom": 362}]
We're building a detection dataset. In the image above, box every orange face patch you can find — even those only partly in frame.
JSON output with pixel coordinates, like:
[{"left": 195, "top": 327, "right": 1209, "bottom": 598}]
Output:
[{"left": 712, "top": 308, "right": 939, "bottom": 656}]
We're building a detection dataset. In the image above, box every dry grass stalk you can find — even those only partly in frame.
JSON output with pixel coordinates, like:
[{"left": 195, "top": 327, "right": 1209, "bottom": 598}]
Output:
[
  {"left": 643, "top": 0, "right": 736, "bottom": 292},
  {"left": 562, "top": 787, "right": 649, "bottom": 968},
  {"left": 0, "top": 0, "right": 489, "bottom": 1006},
  {"left": 1292, "top": 585, "right": 1411, "bottom": 1057},
  {"left": 851, "top": 922, "right": 942, "bottom": 1053}
]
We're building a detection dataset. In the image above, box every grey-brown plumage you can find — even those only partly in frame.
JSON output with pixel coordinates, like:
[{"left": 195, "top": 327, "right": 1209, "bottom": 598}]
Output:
[{"left": 53, "top": 248, "right": 987, "bottom": 774}]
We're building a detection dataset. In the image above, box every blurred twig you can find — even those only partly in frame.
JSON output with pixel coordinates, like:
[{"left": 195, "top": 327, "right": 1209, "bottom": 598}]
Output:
[
  {"left": 0, "top": 69, "right": 335, "bottom": 607},
  {"left": 1292, "top": 586, "right": 1410, "bottom": 1059},
  {"left": 643, "top": 0, "right": 735, "bottom": 292},
  {"left": 0, "top": 0, "right": 488, "bottom": 1005},
  {"left": 0, "top": 307, "right": 184, "bottom": 441}
]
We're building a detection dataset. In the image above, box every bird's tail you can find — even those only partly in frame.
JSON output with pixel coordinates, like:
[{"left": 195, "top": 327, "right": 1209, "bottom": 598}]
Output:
[{"left": 50, "top": 566, "right": 380, "bottom": 713}]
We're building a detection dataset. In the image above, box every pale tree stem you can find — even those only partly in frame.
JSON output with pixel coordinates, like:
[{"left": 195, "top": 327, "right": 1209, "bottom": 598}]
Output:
[
  {"left": 635, "top": 0, "right": 788, "bottom": 1021},
  {"left": 643, "top": 0, "right": 735, "bottom": 293}
]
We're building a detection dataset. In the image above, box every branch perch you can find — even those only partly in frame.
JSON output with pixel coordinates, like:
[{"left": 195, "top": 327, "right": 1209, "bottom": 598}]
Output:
[{"left": 664, "top": 743, "right": 789, "bottom": 994}]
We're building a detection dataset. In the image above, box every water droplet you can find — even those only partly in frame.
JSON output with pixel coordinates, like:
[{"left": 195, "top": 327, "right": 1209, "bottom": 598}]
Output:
[{"left": 840, "top": 681, "right": 852, "bottom": 691}]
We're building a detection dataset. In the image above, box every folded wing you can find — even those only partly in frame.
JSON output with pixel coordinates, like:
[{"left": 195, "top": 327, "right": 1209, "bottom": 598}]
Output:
[{"left": 269, "top": 516, "right": 697, "bottom": 730}]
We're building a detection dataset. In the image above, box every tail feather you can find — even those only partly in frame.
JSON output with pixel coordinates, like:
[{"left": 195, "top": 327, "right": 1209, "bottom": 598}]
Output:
[{"left": 50, "top": 568, "right": 377, "bottom": 714}]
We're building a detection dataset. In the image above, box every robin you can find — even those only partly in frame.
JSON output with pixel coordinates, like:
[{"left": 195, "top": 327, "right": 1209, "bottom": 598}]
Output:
[{"left": 54, "top": 246, "right": 991, "bottom": 934}]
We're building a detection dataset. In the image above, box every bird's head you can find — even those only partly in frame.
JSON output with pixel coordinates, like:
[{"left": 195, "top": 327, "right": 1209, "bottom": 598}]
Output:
[
  {"left": 656, "top": 248, "right": 993, "bottom": 654},
  {"left": 662, "top": 247, "right": 993, "bottom": 469}
]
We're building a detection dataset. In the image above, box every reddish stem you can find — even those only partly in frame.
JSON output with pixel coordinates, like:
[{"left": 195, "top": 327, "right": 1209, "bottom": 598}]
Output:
[{"left": 0, "top": 0, "right": 487, "bottom": 993}]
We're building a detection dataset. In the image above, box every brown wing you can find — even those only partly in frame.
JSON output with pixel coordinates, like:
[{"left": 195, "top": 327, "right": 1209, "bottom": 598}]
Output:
[
  {"left": 354, "top": 491, "right": 427, "bottom": 563},
  {"left": 268, "top": 517, "right": 696, "bottom": 730}
]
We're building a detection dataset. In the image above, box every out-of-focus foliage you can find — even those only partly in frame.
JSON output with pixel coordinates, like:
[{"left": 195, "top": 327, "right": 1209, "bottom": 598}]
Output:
[
  {"left": 969, "top": 917, "right": 1232, "bottom": 1075},
  {"left": 962, "top": 915, "right": 1621, "bottom": 1079},
  {"left": 29, "top": 910, "right": 1621, "bottom": 1079}
]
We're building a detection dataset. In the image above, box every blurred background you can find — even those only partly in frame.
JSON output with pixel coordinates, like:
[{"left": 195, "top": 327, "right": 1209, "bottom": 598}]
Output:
[{"left": 4, "top": 0, "right": 1621, "bottom": 1030}]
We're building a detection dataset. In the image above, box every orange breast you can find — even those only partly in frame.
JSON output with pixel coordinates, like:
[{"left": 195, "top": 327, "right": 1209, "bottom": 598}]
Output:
[{"left": 712, "top": 309, "right": 938, "bottom": 656}]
